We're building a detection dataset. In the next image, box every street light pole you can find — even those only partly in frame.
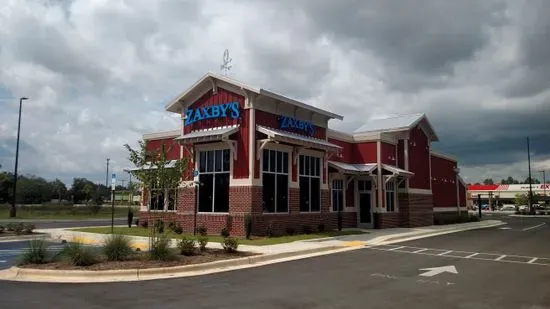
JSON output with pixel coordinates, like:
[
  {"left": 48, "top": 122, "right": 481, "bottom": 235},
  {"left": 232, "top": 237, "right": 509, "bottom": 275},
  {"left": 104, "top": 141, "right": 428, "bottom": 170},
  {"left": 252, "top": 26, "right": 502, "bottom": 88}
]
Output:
[
  {"left": 527, "top": 137, "right": 533, "bottom": 214},
  {"left": 10, "top": 97, "right": 28, "bottom": 218},
  {"left": 539, "top": 170, "right": 546, "bottom": 197},
  {"left": 105, "top": 158, "right": 110, "bottom": 187}
]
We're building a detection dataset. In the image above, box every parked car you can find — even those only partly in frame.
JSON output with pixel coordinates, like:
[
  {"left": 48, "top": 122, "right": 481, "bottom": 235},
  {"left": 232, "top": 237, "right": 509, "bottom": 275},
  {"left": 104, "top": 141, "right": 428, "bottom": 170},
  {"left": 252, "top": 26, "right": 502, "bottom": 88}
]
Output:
[
  {"left": 500, "top": 205, "right": 516, "bottom": 211},
  {"left": 518, "top": 205, "right": 528, "bottom": 211}
]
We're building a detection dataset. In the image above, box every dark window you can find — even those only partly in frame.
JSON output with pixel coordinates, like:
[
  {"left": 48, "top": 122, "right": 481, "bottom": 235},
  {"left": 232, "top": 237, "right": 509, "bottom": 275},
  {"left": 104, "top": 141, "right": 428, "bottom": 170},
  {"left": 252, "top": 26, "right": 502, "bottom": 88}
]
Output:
[
  {"left": 332, "top": 179, "right": 344, "bottom": 211},
  {"left": 299, "top": 155, "right": 322, "bottom": 212},
  {"left": 386, "top": 181, "right": 395, "bottom": 212},
  {"left": 198, "top": 150, "right": 230, "bottom": 212},
  {"left": 262, "top": 149, "right": 289, "bottom": 213},
  {"left": 150, "top": 189, "right": 165, "bottom": 211}
]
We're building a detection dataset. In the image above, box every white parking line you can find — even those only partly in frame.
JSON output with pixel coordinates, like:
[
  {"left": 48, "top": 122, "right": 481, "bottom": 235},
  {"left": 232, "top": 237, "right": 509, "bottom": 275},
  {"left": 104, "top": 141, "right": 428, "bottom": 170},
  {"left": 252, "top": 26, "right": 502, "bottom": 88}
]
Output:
[
  {"left": 413, "top": 249, "right": 428, "bottom": 253},
  {"left": 388, "top": 246, "right": 405, "bottom": 251},
  {"left": 523, "top": 223, "right": 546, "bottom": 231},
  {"left": 366, "top": 245, "right": 550, "bottom": 267}
]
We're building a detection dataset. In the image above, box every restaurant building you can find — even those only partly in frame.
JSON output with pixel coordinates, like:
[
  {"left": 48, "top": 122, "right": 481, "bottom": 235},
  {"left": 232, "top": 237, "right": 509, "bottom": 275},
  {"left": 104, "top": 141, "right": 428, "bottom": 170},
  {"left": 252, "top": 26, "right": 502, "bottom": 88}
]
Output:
[{"left": 138, "top": 73, "right": 467, "bottom": 236}]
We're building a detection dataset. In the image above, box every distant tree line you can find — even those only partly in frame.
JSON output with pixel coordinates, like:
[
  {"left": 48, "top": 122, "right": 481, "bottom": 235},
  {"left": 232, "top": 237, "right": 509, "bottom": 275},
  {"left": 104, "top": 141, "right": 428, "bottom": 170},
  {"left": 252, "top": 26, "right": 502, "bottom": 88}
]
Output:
[
  {"left": 473, "top": 176, "right": 542, "bottom": 186},
  {"left": 0, "top": 164, "right": 134, "bottom": 205}
]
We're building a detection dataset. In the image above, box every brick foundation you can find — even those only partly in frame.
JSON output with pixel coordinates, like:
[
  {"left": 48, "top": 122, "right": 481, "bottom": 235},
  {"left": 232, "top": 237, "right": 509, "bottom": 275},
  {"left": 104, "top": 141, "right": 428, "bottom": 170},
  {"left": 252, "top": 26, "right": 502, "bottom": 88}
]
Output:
[
  {"left": 398, "top": 193, "right": 434, "bottom": 227},
  {"left": 140, "top": 186, "right": 358, "bottom": 237}
]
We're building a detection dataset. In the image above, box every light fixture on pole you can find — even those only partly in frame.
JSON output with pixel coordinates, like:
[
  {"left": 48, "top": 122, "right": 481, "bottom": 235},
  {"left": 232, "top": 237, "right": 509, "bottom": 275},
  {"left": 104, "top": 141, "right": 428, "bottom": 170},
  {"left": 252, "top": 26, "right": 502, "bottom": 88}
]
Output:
[{"left": 11, "top": 97, "right": 28, "bottom": 218}]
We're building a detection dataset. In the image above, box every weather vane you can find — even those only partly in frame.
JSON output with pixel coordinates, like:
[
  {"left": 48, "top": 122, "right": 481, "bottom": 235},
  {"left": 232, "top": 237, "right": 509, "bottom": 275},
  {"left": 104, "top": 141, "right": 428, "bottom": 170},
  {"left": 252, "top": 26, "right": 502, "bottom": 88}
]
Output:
[{"left": 220, "top": 49, "right": 232, "bottom": 75}]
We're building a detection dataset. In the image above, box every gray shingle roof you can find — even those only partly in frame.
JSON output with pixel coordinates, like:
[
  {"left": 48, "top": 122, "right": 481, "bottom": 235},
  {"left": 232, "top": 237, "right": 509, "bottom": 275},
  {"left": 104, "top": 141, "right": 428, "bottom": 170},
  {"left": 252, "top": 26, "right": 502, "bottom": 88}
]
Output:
[{"left": 354, "top": 113, "right": 425, "bottom": 133}]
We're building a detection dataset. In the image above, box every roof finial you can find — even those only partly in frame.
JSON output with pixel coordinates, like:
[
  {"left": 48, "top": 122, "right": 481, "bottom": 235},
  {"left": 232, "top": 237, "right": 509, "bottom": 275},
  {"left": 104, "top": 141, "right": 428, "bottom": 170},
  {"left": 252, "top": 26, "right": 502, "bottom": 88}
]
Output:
[{"left": 220, "top": 49, "right": 232, "bottom": 75}]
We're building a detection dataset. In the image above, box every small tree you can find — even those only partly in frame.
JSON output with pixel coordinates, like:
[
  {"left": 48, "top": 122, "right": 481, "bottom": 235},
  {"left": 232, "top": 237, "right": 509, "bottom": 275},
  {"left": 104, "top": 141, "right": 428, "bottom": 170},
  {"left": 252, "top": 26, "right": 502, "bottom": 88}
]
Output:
[
  {"left": 515, "top": 193, "right": 528, "bottom": 206},
  {"left": 124, "top": 140, "right": 188, "bottom": 250}
]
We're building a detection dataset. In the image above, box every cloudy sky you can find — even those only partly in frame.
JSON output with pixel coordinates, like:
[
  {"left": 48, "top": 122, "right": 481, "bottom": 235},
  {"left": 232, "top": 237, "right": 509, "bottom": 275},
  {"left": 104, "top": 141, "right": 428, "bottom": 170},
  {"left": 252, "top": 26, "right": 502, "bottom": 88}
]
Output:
[{"left": 1, "top": 0, "right": 549, "bottom": 186}]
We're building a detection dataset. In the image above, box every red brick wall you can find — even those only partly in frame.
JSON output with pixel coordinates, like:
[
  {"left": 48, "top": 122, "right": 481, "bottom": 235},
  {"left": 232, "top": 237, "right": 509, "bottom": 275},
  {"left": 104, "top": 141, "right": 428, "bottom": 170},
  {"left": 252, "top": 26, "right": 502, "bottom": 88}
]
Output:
[
  {"left": 431, "top": 155, "right": 458, "bottom": 208},
  {"left": 408, "top": 123, "right": 431, "bottom": 189},
  {"left": 352, "top": 142, "right": 377, "bottom": 164},
  {"left": 381, "top": 142, "right": 397, "bottom": 165}
]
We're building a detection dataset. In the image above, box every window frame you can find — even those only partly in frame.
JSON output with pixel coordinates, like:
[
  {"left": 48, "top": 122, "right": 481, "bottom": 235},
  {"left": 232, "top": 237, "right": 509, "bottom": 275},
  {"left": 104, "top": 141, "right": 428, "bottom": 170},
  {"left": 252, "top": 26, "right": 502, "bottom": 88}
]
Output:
[
  {"left": 149, "top": 188, "right": 177, "bottom": 212},
  {"left": 385, "top": 180, "right": 396, "bottom": 212},
  {"left": 261, "top": 149, "right": 290, "bottom": 213},
  {"left": 299, "top": 154, "right": 322, "bottom": 213},
  {"left": 331, "top": 178, "right": 344, "bottom": 212},
  {"left": 197, "top": 149, "right": 231, "bottom": 213}
]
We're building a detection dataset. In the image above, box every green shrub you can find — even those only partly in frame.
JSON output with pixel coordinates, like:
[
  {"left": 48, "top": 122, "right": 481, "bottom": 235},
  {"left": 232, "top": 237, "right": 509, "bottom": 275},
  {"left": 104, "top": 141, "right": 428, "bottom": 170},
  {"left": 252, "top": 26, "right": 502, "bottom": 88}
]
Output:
[
  {"left": 245, "top": 215, "right": 253, "bottom": 240},
  {"left": 155, "top": 220, "right": 165, "bottom": 234},
  {"left": 317, "top": 222, "right": 326, "bottom": 233},
  {"left": 13, "top": 223, "right": 25, "bottom": 235},
  {"left": 168, "top": 221, "right": 176, "bottom": 231},
  {"left": 61, "top": 242, "right": 98, "bottom": 266},
  {"left": 0, "top": 225, "right": 4, "bottom": 233},
  {"left": 220, "top": 227, "right": 230, "bottom": 238},
  {"left": 87, "top": 204, "right": 102, "bottom": 214},
  {"left": 6, "top": 223, "right": 15, "bottom": 231},
  {"left": 23, "top": 223, "right": 35, "bottom": 234},
  {"left": 149, "top": 235, "right": 173, "bottom": 261},
  {"left": 302, "top": 225, "right": 312, "bottom": 235},
  {"left": 285, "top": 227, "right": 295, "bottom": 236},
  {"left": 18, "top": 239, "right": 49, "bottom": 265},
  {"left": 221, "top": 237, "right": 239, "bottom": 253},
  {"left": 514, "top": 210, "right": 520, "bottom": 214},
  {"left": 140, "top": 220, "right": 148, "bottom": 228},
  {"left": 173, "top": 224, "right": 183, "bottom": 235},
  {"left": 177, "top": 236, "right": 196, "bottom": 256},
  {"left": 196, "top": 225, "right": 207, "bottom": 236},
  {"left": 198, "top": 236, "right": 208, "bottom": 251},
  {"left": 103, "top": 234, "right": 133, "bottom": 261}
]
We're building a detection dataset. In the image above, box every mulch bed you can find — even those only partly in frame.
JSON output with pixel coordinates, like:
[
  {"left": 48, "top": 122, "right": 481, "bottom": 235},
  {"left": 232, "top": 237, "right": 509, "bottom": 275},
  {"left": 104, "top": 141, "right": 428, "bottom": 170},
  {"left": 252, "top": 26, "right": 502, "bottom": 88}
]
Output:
[
  {"left": 0, "top": 231, "right": 42, "bottom": 238},
  {"left": 20, "top": 249, "right": 257, "bottom": 271}
]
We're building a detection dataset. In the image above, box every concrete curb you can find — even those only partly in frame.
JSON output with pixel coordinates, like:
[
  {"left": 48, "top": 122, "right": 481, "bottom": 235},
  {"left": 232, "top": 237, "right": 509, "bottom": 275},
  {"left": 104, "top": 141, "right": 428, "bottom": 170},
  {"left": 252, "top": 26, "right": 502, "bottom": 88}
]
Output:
[
  {"left": 0, "top": 245, "right": 351, "bottom": 283},
  {"left": 0, "top": 234, "right": 49, "bottom": 243},
  {"left": 369, "top": 220, "right": 506, "bottom": 245},
  {"left": 509, "top": 214, "right": 550, "bottom": 218}
]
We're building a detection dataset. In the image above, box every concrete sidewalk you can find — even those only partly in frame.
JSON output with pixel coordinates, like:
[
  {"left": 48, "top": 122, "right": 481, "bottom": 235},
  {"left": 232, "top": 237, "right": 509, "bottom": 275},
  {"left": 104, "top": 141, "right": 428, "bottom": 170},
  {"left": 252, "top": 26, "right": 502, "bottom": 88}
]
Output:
[{"left": 38, "top": 219, "right": 505, "bottom": 256}]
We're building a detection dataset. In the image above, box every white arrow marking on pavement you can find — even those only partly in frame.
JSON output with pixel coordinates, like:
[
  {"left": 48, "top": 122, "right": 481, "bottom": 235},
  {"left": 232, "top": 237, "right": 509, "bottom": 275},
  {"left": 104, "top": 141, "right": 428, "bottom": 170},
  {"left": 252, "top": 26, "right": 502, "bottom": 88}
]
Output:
[
  {"left": 0, "top": 260, "right": 6, "bottom": 263},
  {"left": 419, "top": 265, "right": 458, "bottom": 277},
  {"left": 499, "top": 227, "right": 511, "bottom": 230}
]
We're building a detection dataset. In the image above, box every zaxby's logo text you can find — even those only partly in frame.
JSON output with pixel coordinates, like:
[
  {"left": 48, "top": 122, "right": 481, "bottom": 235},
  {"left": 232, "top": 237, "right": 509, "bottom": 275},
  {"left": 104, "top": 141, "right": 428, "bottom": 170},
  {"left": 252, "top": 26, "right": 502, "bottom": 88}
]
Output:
[
  {"left": 185, "top": 102, "right": 240, "bottom": 126},
  {"left": 279, "top": 116, "right": 316, "bottom": 136}
]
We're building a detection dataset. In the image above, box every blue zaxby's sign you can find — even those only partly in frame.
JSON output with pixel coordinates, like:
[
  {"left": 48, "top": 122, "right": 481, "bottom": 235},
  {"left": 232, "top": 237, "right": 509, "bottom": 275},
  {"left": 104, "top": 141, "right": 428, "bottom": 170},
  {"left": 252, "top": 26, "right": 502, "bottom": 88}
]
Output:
[
  {"left": 280, "top": 115, "right": 316, "bottom": 136},
  {"left": 185, "top": 102, "right": 240, "bottom": 126}
]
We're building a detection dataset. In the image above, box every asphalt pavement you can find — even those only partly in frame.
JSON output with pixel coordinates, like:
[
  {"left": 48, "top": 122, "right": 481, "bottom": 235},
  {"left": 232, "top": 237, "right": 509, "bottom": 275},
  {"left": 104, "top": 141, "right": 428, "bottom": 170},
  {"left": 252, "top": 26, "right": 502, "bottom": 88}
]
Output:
[
  {"left": 0, "top": 241, "right": 65, "bottom": 270},
  {"left": 0, "top": 215, "right": 548, "bottom": 308},
  {"left": 0, "top": 218, "right": 127, "bottom": 229}
]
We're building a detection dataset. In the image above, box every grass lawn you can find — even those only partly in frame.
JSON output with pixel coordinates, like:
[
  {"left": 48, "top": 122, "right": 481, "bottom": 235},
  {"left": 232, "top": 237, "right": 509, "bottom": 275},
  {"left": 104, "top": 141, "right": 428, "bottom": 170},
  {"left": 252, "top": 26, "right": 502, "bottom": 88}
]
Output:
[
  {"left": 0, "top": 204, "right": 138, "bottom": 220},
  {"left": 72, "top": 227, "right": 367, "bottom": 246}
]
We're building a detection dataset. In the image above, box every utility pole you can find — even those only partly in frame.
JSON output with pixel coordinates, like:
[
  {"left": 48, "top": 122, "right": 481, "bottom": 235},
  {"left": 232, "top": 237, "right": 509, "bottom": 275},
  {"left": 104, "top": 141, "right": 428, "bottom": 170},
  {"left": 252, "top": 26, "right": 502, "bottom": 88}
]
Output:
[
  {"left": 527, "top": 137, "right": 534, "bottom": 214},
  {"left": 539, "top": 170, "right": 546, "bottom": 198},
  {"left": 105, "top": 158, "right": 110, "bottom": 187},
  {"left": 11, "top": 97, "right": 28, "bottom": 218}
]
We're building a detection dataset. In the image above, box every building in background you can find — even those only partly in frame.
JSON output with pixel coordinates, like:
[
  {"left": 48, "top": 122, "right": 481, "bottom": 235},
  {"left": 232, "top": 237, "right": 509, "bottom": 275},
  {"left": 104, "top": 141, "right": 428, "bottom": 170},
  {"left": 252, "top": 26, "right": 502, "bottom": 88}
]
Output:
[
  {"left": 136, "top": 73, "right": 467, "bottom": 236},
  {"left": 467, "top": 184, "right": 550, "bottom": 207}
]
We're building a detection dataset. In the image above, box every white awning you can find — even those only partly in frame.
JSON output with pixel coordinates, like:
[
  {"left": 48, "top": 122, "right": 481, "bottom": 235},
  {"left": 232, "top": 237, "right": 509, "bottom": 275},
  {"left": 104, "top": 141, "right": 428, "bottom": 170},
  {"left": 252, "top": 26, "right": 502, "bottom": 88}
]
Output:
[
  {"left": 382, "top": 164, "right": 414, "bottom": 177},
  {"left": 257, "top": 125, "right": 342, "bottom": 153},
  {"left": 175, "top": 125, "right": 239, "bottom": 144},
  {"left": 125, "top": 160, "right": 178, "bottom": 172},
  {"left": 328, "top": 161, "right": 377, "bottom": 174}
]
